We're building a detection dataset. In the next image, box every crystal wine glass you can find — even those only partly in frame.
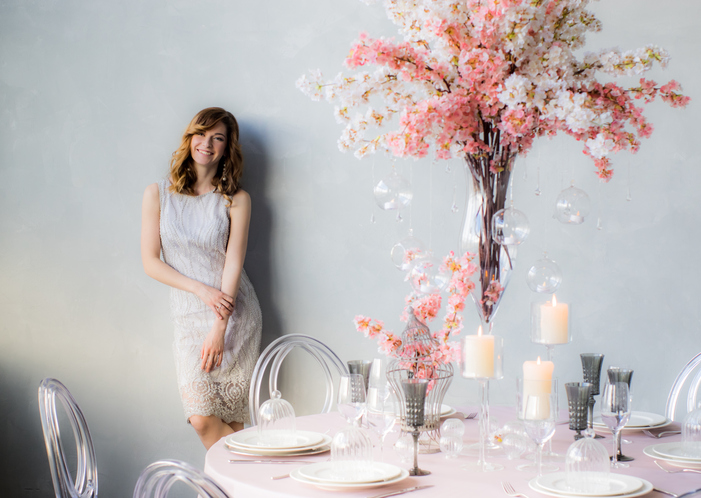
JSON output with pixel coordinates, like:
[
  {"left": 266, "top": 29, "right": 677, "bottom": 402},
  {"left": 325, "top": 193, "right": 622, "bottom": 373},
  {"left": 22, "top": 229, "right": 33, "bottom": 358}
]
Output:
[
  {"left": 338, "top": 373, "right": 366, "bottom": 427},
  {"left": 600, "top": 382, "right": 631, "bottom": 469},
  {"left": 366, "top": 386, "right": 397, "bottom": 461},
  {"left": 519, "top": 388, "right": 558, "bottom": 477}
]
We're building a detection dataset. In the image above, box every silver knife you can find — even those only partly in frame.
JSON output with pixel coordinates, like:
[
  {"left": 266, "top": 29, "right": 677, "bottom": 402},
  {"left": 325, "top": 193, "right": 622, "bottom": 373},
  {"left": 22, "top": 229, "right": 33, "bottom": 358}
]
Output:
[
  {"left": 366, "top": 484, "right": 434, "bottom": 498},
  {"left": 228, "top": 459, "right": 317, "bottom": 464}
]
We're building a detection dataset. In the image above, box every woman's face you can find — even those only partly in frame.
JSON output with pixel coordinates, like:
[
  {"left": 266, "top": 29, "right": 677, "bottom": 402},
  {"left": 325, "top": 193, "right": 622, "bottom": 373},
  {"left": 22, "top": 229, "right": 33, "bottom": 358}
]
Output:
[{"left": 190, "top": 122, "right": 228, "bottom": 169}]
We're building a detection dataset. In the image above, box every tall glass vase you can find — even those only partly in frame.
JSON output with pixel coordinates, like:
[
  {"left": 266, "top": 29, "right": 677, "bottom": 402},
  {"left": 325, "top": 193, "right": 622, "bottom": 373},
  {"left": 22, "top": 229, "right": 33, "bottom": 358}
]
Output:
[{"left": 459, "top": 152, "right": 517, "bottom": 330}]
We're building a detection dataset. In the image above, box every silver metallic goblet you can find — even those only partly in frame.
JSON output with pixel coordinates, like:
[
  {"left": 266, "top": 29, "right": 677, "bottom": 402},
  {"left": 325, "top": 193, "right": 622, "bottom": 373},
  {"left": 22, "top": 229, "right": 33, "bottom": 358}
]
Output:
[
  {"left": 581, "top": 353, "right": 605, "bottom": 439},
  {"left": 565, "top": 382, "right": 591, "bottom": 440},
  {"left": 402, "top": 379, "right": 430, "bottom": 476}
]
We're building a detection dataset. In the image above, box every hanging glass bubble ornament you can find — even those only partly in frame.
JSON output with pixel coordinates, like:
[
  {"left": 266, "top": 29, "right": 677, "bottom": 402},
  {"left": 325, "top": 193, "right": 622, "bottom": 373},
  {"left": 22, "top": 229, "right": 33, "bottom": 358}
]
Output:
[
  {"left": 555, "top": 184, "right": 591, "bottom": 224},
  {"left": 526, "top": 254, "right": 563, "bottom": 293},
  {"left": 391, "top": 233, "right": 427, "bottom": 271},
  {"left": 374, "top": 168, "right": 413, "bottom": 210},
  {"left": 408, "top": 253, "right": 449, "bottom": 294},
  {"left": 492, "top": 206, "right": 530, "bottom": 246}
]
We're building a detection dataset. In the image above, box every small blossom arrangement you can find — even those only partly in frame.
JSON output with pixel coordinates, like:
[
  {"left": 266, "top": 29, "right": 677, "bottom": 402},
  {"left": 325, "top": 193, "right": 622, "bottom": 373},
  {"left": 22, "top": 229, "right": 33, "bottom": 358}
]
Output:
[
  {"left": 354, "top": 251, "right": 478, "bottom": 365},
  {"left": 297, "top": 0, "right": 690, "bottom": 180}
]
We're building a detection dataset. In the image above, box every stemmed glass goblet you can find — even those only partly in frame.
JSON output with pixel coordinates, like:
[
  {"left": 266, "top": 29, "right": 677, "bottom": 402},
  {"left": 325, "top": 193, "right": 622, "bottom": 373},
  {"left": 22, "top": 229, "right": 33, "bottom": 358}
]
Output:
[
  {"left": 518, "top": 382, "right": 558, "bottom": 477},
  {"left": 338, "top": 373, "right": 366, "bottom": 427},
  {"left": 600, "top": 382, "right": 631, "bottom": 469},
  {"left": 607, "top": 367, "right": 634, "bottom": 460},
  {"left": 366, "top": 385, "right": 397, "bottom": 461}
]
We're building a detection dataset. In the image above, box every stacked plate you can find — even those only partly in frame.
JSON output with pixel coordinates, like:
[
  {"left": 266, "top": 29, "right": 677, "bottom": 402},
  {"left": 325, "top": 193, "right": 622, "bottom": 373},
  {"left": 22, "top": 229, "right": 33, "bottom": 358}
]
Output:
[
  {"left": 440, "top": 404, "right": 456, "bottom": 417},
  {"left": 593, "top": 411, "right": 670, "bottom": 433},
  {"left": 224, "top": 430, "right": 331, "bottom": 457},
  {"left": 644, "top": 442, "right": 701, "bottom": 469},
  {"left": 529, "top": 472, "right": 653, "bottom": 498},
  {"left": 290, "top": 461, "right": 409, "bottom": 491}
]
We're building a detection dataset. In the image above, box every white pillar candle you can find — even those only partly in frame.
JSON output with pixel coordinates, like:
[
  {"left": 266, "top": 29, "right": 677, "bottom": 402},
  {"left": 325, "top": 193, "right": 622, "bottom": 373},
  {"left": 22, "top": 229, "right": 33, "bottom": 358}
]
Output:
[
  {"left": 461, "top": 327, "right": 495, "bottom": 379},
  {"left": 522, "top": 357, "right": 554, "bottom": 419},
  {"left": 539, "top": 295, "right": 569, "bottom": 344}
]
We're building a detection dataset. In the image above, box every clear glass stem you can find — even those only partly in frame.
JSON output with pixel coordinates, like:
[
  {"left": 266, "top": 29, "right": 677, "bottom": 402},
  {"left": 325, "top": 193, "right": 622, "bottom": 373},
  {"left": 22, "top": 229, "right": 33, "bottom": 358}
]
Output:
[
  {"left": 478, "top": 380, "right": 488, "bottom": 469},
  {"left": 536, "top": 442, "right": 545, "bottom": 477},
  {"left": 612, "top": 429, "right": 620, "bottom": 466}
]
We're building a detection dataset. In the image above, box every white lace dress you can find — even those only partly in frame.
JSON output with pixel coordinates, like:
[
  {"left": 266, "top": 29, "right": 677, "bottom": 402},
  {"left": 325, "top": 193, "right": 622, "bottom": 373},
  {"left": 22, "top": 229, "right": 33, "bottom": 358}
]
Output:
[{"left": 158, "top": 179, "right": 262, "bottom": 424}]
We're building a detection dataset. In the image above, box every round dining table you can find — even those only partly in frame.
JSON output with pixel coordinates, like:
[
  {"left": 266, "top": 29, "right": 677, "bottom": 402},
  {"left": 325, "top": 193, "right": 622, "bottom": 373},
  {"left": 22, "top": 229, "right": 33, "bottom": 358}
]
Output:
[{"left": 205, "top": 406, "right": 688, "bottom": 498}]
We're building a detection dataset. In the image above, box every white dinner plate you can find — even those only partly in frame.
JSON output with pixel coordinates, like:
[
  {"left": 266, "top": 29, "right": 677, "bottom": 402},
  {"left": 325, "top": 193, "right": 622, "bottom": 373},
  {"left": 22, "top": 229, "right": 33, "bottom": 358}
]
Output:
[
  {"left": 226, "top": 430, "right": 326, "bottom": 450},
  {"left": 643, "top": 445, "right": 701, "bottom": 469},
  {"left": 646, "top": 442, "right": 701, "bottom": 462},
  {"left": 536, "top": 472, "right": 643, "bottom": 496},
  {"left": 226, "top": 444, "right": 331, "bottom": 457},
  {"left": 290, "top": 467, "right": 409, "bottom": 491},
  {"left": 225, "top": 434, "right": 332, "bottom": 456},
  {"left": 593, "top": 411, "right": 667, "bottom": 429},
  {"left": 529, "top": 477, "right": 652, "bottom": 498},
  {"left": 593, "top": 414, "right": 670, "bottom": 433},
  {"left": 297, "top": 462, "right": 402, "bottom": 484}
]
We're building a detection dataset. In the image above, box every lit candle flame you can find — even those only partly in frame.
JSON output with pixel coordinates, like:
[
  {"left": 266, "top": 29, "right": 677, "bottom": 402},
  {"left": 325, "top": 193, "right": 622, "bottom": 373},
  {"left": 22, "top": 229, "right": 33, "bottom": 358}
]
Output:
[
  {"left": 477, "top": 325, "right": 483, "bottom": 337},
  {"left": 552, "top": 295, "right": 557, "bottom": 307},
  {"left": 536, "top": 356, "right": 541, "bottom": 365}
]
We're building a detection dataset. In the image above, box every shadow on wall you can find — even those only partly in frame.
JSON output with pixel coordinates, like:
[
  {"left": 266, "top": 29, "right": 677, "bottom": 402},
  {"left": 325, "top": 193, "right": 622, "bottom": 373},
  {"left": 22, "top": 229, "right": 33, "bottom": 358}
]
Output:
[{"left": 240, "top": 120, "right": 281, "bottom": 353}]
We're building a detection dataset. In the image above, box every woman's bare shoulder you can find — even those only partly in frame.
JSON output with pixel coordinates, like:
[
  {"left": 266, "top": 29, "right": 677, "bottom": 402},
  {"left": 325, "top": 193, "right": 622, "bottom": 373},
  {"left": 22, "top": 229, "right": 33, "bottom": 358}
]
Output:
[{"left": 230, "top": 188, "right": 250, "bottom": 208}]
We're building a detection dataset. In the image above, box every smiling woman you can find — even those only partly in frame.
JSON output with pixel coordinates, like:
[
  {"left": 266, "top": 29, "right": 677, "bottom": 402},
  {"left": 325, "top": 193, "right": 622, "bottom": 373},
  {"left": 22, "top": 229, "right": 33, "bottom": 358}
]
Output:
[{"left": 140, "top": 107, "right": 263, "bottom": 450}]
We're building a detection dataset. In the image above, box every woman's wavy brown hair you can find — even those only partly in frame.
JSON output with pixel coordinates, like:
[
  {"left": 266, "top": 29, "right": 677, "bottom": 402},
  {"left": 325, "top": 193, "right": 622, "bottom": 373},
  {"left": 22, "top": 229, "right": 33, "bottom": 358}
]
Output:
[{"left": 169, "top": 107, "right": 243, "bottom": 204}]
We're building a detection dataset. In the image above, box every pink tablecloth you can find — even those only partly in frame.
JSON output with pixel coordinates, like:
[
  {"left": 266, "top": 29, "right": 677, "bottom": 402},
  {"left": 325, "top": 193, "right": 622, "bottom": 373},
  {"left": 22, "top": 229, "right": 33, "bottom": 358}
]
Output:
[{"left": 205, "top": 407, "right": 688, "bottom": 498}]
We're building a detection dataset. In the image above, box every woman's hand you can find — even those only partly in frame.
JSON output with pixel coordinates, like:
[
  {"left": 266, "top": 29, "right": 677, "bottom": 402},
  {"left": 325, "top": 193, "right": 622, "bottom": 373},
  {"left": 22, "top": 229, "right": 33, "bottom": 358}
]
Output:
[
  {"left": 194, "top": 283, "right": 234, "bottom": 320},
  {"left": 201, "top": 326, "right": 226, "bottom": 372}
]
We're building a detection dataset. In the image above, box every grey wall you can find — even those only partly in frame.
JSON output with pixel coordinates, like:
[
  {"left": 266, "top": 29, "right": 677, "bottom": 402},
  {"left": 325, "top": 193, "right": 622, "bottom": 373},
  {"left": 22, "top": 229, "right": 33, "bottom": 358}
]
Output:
[{"left": 1, "top": 0, "right": 699, "bottom": 496}]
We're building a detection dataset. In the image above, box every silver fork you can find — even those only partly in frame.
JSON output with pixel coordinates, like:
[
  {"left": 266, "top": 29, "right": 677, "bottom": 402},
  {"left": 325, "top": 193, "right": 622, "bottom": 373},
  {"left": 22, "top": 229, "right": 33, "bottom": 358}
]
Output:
[
  {"left": 655, "top": 460, "right": 701, "bottom": 474},
  {"left": 466, "top": 412, "right": 478, "bottom": 420},
  {"left": 643, "top": 429, "right": 682, "bottom": 438},
  {"left": 502, "top": 481, "right": 529, "bottom": 498}
]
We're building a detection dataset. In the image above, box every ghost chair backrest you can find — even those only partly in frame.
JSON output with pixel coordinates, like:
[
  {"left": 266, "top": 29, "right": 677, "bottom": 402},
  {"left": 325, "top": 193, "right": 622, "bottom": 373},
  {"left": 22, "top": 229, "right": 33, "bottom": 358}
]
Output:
[
  {"left": 133, "top": 459, "right": 230, "bottom": 498},
  {"left": 666, "top": 351, "right": 701, "bottom": 421},
  {"left": 248, "top": 334, "right": 349, "bottom": 425},
  {"left": 38, "top": 377, "right": 98, "bottom": 498}
]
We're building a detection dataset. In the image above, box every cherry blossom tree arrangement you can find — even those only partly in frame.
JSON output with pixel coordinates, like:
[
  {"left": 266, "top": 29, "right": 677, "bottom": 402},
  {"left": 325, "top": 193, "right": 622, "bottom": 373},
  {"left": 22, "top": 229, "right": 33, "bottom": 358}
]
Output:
[{"left": 298, "top": 0, "right": 690, "bottom": 362}]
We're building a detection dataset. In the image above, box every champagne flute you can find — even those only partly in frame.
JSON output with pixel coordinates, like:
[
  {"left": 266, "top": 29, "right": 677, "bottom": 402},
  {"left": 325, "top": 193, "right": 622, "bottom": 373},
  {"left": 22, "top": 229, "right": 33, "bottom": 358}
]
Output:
[
  {"left": 337, "top": 374, "right": 366, "bottom": 426},
  {"left": 519, "top": 383, "right": 558, "bottom": 477},
  {"left": 600, "top": 382, "right": 631, "bottom": 469}
]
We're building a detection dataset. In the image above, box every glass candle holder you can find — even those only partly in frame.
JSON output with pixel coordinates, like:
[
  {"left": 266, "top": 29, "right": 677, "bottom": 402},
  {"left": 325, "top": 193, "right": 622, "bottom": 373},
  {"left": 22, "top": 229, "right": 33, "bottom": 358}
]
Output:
[
  {"left": 461, "top": 332, "right": 504, "bottom": 472},
  {"left": 531, "top": 296, "right": 571, "bottom": 361}
]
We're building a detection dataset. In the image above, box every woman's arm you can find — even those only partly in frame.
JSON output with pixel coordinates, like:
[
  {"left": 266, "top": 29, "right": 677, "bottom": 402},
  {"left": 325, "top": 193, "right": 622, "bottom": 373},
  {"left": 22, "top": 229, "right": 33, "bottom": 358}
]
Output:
[
  {"left": 200, "top": 189, "right": 252, "bottom": 372},
  {"left": 140, "top": 183, "right": 233, "bottom": 320}
]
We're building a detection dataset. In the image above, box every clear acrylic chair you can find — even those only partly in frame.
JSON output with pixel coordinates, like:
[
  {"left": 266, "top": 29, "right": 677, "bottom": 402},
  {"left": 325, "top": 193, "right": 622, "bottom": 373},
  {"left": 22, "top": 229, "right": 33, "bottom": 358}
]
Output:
[
  {"left": 666, "top": 352, "right": 701, "bottom": 421},
  {"left": 38, "top": 378, "right": 98, "bottom": 498},
  {"left": 248, "top": 334, "right": 348, "bottom": 425},
  {"left": 133, "top": 459, "right": 230, "bottom": 498}
]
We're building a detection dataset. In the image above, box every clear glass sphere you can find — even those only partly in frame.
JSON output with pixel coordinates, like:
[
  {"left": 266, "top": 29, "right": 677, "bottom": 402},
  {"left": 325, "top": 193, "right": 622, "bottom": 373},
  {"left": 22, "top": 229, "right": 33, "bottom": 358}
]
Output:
[
  {"left": 257, "top": 390, "right": 296, "bottom": 447},
  {"left": 501, "top": 433, "right": 531, "bottom": 460},
  {"left": 555, "top": 186, "right": 591, "bottom": 225},
  {"left": 394, "top": 433, "right": 414, "bottom": 465},
  {"left": 390, "top": 236, "right": 426, "bottom": 271},
  {"left": 682, "top": 407, "right": 701, "bottom": 457},
  {"left": 441, "top": 418, "right": 465, "bottom": 437},
  {"left": 526, "top": 257, "right": 563, "bottom": 293},
  {"left": 492, "top": 207, "right": 530, "bottom": 245},
  {"left": 374, "top": 169, "right": 413, "bottom": 210},
  {"left": 407, "top": 254, "right": 449, "bottom": 294},
  {"left": 565, "top": 436, "right": 611, "bottom": 493},
  {"left": 439, "top": 435, "right": 463, "bottom": 458}
]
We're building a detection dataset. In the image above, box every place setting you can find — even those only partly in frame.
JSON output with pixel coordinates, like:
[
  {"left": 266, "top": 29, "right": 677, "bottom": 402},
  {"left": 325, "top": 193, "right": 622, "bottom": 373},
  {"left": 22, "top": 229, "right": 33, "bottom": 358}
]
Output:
[
  {"left": 644, "top": 404, "right": 701, "bottom": 470},
  {"left": 290, "top": 371, "right": 411, "bottom": 491},
  {"left": 225, "top": 390, "right": 331, "bottom": 457}
]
